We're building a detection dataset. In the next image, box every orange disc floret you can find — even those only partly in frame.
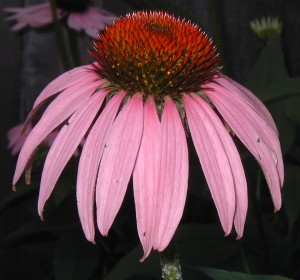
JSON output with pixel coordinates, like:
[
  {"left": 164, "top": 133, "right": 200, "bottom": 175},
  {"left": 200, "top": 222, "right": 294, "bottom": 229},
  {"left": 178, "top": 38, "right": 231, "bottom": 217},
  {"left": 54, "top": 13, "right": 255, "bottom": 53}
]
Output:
[{"left": 91, "top": 11, "right": 219, "bottom": 100}]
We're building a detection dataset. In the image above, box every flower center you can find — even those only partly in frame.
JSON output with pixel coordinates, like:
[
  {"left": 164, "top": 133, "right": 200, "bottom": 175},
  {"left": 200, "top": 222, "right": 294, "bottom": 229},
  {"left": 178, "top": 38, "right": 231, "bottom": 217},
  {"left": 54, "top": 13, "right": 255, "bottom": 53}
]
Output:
[
  {"left": 56, "top": 0, "right": 89, "bottom": 12},
  {"left": 91, "top": 11, "right": 219, "bottom": 100}
]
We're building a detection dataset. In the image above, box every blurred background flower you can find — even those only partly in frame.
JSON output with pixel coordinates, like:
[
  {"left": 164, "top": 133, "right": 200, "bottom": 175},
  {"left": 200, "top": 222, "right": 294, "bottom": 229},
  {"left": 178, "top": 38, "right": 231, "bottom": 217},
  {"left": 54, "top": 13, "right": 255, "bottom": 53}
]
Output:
[{"left": 3, "top": 0, "right": 117, "bottom": 38}]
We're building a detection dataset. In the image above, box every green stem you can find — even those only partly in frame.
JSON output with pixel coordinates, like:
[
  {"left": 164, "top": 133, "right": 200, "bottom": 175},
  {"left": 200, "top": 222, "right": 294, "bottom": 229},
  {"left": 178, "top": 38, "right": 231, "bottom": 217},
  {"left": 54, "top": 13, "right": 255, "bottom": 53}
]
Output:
[
  {"left": 240, "top": 247, "right": 251, "bottom": 274},
  {"left": 67, "top": 28, "right": 81, "bottom": 67},
  {"left": 49, "top": 0, "right": 71, "bottom": 70},
  {"left": 208, "top": 0, "right": 227, "bottom": 74},
  {"left": 160, "top": 241, "right": 183, "bottom": 280}
]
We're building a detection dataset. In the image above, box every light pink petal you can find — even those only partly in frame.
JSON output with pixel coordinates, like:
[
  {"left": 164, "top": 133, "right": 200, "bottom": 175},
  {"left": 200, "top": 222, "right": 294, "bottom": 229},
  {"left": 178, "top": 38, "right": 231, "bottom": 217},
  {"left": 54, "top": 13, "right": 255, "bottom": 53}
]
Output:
[
  {"left": 133, "top": 97, "right": 161, "bottom": 261},
  {"left": 4, "top": 3, "right": 64, "bottom": 30},
  {"left": 187, "top": 93, "right": 248, "bottom": 237},
  {"left": 38, "top": 91, "right": 108, "bottom": 217},
  {"left": 67, "top": 13, "right": 82, "bottom": 31},
  {"left": 184, "top": 94, "right": 235, "bottom": 236},
  {"left": 217, "top": 74, "right": 278, "bottom": 134},
  {"left": 67, "top": 7, "right": 117, "bottom": 38},
  {"left": 153, "top": 98, "right": 189, "bottom": 251},
  {"left": 77, "top": 91, "right": 125, "bottom": 243},
  {"left": 13, "top": 80, "right": 100, "bottom": 186},
  {"left": 96, "top": 94, "right": 144, "bottom": 236},
  {"left": 205, "top": 83, "right": 283, "bottom": 210},
  {"left": 7, "top": 123, "right": 32, "bottom": 155},
  {"left": 33, "top": 64, "right": 99, "bottom": 109}
]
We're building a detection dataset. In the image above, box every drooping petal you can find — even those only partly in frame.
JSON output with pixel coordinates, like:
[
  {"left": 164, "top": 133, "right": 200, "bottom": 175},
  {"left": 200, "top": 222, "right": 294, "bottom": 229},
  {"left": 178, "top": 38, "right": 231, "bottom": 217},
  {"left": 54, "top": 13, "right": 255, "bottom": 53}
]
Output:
[
  {"left": 217, "top": 74, "right": 278, "bottom": 134},
  {"left": 133, "top": 97, "right": 161, "bottom": 261},
  {"left": 205, "top": 83, "right": 283, "bottom": 210},
  {"left": 33, "top": 64, "right": 99, "bottom": 109},
  {"left": 184, "top": 94, "right": 236, "bottom": 235},
  {"left": 186, "top": 93, "right": 248, "bottom": 237},
  {"left": 13, "top": 81, "right": 100, "bottom": 186},
  {"left": 153, "top": 97, "right": 189, "bottom": 251},
  {"left": 38, "top": 91, "right": 108, "bottom": 217},
  {"left": 96, "top": 94, "right": 144, "bottom": 236},
  {"left": 77, "top": 91, "right": 125, "bottom": 243}
]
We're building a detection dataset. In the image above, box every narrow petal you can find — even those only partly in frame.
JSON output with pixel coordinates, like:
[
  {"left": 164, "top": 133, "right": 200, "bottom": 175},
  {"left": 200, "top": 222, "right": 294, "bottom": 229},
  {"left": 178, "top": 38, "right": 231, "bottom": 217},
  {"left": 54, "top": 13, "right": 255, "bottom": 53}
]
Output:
[
  {"left": 38, "top": 91, "right": 108, "bottom": 217},
  {"left": 4, "top": 3, "right": 63, "bottom": 30},
  {"left": 187, "top": 93, "right": 248, "bottom": 237},
  {"left": 153, "top": 98, "right": 189, "bottom": 251},
  {"left": 184, "top": 94, "right": 236, "bottom": 235},
  {"left": 77, "top": 91, "right": 125, "bottom": 242},
  {"left": 68, "top": 13, "right": 82, "bottom": 32},
  {"left": 13, "top": 81, "right": 99, "bottom": 186},
  {"left": 205, "top": 84, "right": 283, "bottom": 210},
  {"left": 217, "top": 74, "right": 278, "bottom": 134},
  {"left": 33, "top": 64, "right": 99, "bottom": 109},
  {"left": 133, "top": 97, "right": 161, "bottom": 261},
  {"left": 96, "top": 94, "right": 144, "bottom": 236}
]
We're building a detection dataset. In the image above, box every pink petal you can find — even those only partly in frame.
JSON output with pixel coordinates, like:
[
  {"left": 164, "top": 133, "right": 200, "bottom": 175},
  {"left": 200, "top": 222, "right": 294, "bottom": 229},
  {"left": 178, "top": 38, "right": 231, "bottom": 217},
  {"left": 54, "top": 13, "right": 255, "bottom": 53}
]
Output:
[
  {"left": 96, "top": 94, "right": 144, "bottom": 236},
  {"left": 4, "top": 3, "right": 64, "bottom": 30},
  {"left": 184, "top": 94, "right": 236, "bottom": 235},
  {"left": 153, "top": 98, "right": 189, "bottom": 251},
  {"left": 217, "top": 74, "right": 278, "bottom": 134},
  {"left": 67, "top": 7, "right": 117, "bottom": 38},
  {"left": 205, "top": 83, "right": 283, "bottom": 211},
  {"left": 33, "top": 64, "right": 99, "bottom": 109},
  {"left": 38, "top": 91, "right": 108, "bottom": 217},
  {"left": 133, "top": 97, "right": 161, "bottom": 261},
  {"left": 67, "top": 13, "right": 82, "bottom": 31},
  {"left": 186, "top": 93, "right": 248, "bottom": 237},
  {"left": 13, "top": 80, "right": 100, "bottom": 186},
  {"left": 77, "top": 91, "right": 125, "bottom": 243}
]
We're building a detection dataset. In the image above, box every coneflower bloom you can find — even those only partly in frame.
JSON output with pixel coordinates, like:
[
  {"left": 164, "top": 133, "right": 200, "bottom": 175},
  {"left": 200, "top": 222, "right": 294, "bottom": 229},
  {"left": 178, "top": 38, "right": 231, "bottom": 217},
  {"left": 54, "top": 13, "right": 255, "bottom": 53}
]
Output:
[
  {"left": 3, "top": 0, "right": 117, "bottom": 38},
  {"left": 13, "top": 11, "right": 284, "bottom": 260}
]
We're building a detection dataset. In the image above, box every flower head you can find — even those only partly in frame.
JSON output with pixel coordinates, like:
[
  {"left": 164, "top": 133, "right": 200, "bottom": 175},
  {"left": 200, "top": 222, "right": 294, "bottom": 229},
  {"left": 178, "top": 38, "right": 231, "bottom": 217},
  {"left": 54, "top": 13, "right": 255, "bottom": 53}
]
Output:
[
  {"left": 3, "top": 1, "right": 117, "bottom": 38},
  {"left": 13, "top": 11, "right": 284, "bottom": 261},
  {"left": 250, "top": 17, "right": 282, "bottom": 40}
]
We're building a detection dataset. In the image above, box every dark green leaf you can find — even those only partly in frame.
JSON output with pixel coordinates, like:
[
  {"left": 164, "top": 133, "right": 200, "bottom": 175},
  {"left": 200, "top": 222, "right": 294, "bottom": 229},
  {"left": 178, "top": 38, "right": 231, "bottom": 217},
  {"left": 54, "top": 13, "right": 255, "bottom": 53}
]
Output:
[
  {"left": 246, "top": 35, "right": 289, "bottom": 92},
  {"left": 282, "top": 164, "right": 300, "bottom": 233},
  {"left": 194, "top": 266, "right": 292, "bottom": 280},
  {"left": 268, "top": 102, "right": 297, "bottom": 154},
  {"left": 53, "top": 232, "right": 101, "bottom": 280},
  {"left": 258, "top": 78, "right": 300, "bottom": 102},
  {"left": 176, "top": 224, "right": 239, "bottom": 266},
  {"left": 285, "top": 96, "right": 300, "bottom": 124},
  {"left": 104, "top": 246, "right": 161, "bottom": 280}
]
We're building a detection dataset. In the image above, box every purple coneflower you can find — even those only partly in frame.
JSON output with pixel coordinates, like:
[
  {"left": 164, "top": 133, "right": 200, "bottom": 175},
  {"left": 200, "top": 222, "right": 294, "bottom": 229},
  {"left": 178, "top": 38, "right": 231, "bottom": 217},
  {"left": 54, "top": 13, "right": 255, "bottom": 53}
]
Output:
[
  {"left": 13, "top": 11, "right": 284, "bottom": 260},
  {"left": 4, "top": 0, "right": 117, "bottom": 38}
]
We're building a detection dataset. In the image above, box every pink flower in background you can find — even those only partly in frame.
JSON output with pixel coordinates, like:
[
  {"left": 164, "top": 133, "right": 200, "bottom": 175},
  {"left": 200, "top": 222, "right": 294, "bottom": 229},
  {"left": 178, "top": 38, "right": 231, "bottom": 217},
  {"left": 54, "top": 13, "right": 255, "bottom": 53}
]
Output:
[
  {"left": 7, "top": 123, "right": 58, "bottom": 156},
  {"left": 3, "top": 3, "right": 64, "bottom": 31},
  {"left": 7, "top": 123, "right": 33, "bottom": 156},
  {"left": 67, "top": 7, "right": 117, "bottom": 38},
  {"left": 13, "top": 11, "right": 284, "bottom": 260},
  {"left": 3, "top": 2, "right": 117, "bottom": 38}
]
